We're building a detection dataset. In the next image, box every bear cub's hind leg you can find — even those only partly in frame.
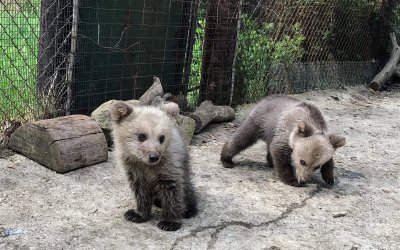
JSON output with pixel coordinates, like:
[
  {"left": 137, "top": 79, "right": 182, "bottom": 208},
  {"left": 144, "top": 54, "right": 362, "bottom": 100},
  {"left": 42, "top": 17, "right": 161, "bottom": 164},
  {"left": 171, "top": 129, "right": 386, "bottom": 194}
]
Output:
[{"left": 221, "top": 118, "right": 259, "bottom": 168}]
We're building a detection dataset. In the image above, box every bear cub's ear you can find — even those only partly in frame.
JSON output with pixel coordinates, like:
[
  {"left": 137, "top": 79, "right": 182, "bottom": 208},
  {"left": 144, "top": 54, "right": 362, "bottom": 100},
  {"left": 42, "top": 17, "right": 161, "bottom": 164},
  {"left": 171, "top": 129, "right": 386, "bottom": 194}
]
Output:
[
  {"left": 289, "top": 121, "right": 314, "bottom": 148},
  {"left": 328, "top": 133, "right": 346, "bottom": 149},
  {"left": 110, "top": 101, "right": 133, "bottom": 122},
  {"left": 296, "top": 121, "right": 314, "bottom": 137},
  {"left": 159, "top": 102, "right": 180, "bottom": 119}
]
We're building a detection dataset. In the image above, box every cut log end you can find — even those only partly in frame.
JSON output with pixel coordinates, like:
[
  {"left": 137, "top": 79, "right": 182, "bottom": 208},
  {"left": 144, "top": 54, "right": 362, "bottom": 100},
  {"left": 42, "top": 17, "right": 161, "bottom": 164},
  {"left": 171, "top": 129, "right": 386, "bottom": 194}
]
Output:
[{"left": 369, "top": 81, "right": 380, "bottom": 91}]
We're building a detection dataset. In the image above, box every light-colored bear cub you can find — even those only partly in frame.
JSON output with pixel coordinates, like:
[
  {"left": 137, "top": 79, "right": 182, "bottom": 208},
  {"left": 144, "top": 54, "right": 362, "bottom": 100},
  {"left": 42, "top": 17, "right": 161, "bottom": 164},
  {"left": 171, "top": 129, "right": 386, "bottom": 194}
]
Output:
[
  {"left": 221, "top": 95, "right": 346, "bottom": 187},
  {"left": 111, "top": 101, "right": 197, "bottom": 231}
]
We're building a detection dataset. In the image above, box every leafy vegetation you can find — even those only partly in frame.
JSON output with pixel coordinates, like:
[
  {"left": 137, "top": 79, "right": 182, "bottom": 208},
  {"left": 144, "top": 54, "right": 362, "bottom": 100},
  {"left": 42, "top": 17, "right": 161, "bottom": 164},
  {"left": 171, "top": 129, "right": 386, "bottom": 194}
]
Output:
[
  {"left": 234, "top": 15, "right": 305, "bottom": 103},
  {"left": 188, "top": 13, "right": 305, "bottom": 106},
  {"left": 0, "top": 1, "right": 40, "bottom": 122},
  {"left": 187, "top": 18, "right": 205, "bottom": 108}
]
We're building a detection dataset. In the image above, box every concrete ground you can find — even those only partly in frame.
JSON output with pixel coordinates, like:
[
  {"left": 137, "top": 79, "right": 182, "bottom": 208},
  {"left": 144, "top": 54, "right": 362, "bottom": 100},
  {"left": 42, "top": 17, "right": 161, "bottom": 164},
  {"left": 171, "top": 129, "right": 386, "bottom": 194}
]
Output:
[{"left": 1, "top": 86, "right": 400, "bottom": 250}]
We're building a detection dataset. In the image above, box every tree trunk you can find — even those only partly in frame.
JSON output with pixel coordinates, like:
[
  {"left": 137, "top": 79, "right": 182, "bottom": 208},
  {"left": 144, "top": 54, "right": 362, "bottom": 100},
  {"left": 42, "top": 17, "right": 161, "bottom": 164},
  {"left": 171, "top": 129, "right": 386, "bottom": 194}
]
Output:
[
  {"left": 37, "top": 0, "right": 72, "bottom": 116},
  {"left": 200, "top": 0, "right": 240, "bottom": 104}
]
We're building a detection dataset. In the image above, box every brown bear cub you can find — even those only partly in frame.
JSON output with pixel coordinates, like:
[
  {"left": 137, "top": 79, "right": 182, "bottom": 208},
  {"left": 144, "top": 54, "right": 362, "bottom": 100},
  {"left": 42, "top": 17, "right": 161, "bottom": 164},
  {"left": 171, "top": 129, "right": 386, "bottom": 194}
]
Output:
[
  {"left": 221, "top": 95, "right": 346, "bottom": 187},
  {"left": 111, "top": 101, "right": 197, "bottom": 231}
]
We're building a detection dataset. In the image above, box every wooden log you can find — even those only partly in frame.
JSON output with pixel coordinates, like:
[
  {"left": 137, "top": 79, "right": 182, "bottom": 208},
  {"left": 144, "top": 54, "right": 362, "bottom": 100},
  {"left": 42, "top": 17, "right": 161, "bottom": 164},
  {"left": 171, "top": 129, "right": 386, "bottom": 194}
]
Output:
[
  {"left": 370, "top": 33, "right": 400, "bottom": 91},
  {"left": 8, "top": 115, "right": 108, "bottom": 173},
  {"left": 138, "top": 77, "right": 164, "bottom": 105},
  {"left": 188, "top": 101, "right": 235, "bottom": 133}
]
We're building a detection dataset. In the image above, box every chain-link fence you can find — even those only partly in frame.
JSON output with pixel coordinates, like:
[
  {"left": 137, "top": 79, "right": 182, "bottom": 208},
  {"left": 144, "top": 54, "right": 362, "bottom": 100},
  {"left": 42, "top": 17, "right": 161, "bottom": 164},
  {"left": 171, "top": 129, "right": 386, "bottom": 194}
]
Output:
[
  {"left": 191, "top": 0, "right": 389, "bottom": 105},
  {"left": 0, "top": 0, "right": 197, "bottom": 139},
  {"left": 0, "top": 0, "right": 397, "bottom": 140},
  {"left": 0, "top": 0, "right": 41, "bottom": 138}
]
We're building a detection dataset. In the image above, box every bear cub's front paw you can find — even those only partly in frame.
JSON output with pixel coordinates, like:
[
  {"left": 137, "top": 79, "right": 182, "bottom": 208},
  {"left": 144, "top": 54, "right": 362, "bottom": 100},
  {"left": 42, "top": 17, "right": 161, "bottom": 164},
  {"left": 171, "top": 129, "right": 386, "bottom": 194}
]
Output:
[
  {"left": 322, "top": 176, "right": 334, "bottom": 186},
  {"left": 124, "top": 209, "right": 149, "bottom": 223},
  {"left": 157, "top": 220, "right": 182, "bottom": 231}
]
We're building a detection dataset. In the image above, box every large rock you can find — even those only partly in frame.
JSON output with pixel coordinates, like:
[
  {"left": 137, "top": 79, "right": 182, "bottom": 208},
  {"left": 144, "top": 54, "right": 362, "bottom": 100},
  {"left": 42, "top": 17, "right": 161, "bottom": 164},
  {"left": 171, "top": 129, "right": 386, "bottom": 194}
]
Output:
[
  {"left": 91, "top": 100, "right": 140, "bottom": 146},
  {"left": 176, "top": 115, "right": 196, "bottom": 145}
]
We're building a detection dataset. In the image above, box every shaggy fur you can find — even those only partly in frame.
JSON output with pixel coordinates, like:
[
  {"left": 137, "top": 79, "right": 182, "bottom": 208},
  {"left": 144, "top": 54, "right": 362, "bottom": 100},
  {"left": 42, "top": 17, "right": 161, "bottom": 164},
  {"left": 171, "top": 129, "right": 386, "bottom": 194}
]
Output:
[
  {"left": 221, "top": 95, "right": 346, "bottom": 187},
  {"left": 111, "top": 101, "right": 197, "bottom": 231}
]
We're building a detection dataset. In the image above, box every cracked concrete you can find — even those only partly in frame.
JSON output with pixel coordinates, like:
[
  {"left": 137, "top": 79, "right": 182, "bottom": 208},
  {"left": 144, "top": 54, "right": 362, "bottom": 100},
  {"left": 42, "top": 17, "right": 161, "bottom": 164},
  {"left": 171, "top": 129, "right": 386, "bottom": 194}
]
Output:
[
  {"left": 1, "top": 85, "right": 400, "bottom": 249},
  {"left": 170, "top": 186, "right": 323, "bottom": 250}
]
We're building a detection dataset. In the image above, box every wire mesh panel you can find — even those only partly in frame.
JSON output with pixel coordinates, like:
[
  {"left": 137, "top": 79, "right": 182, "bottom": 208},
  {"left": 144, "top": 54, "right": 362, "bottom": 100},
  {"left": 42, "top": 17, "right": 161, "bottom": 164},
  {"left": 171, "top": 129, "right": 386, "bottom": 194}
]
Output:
[
  {"left": 192, "top": 0, "right": 385, "bottom": 105},
  {"left": 199, "top": 0, "right": 240, "bottom": 105},
  {"left": 0, "top": 0, "right": 41, "bottom": 131},
  {"left": 256, "top": 0, "right": 382, "bottom": 95},
  {"left": 1, "top": 0, "right": 197, "bottom": 136},
  {"left": 38, "top": 0, "right": 74, "bottom": 117},
  {"left": 72, "top": 0, "right": 195, "bottom": 114}
]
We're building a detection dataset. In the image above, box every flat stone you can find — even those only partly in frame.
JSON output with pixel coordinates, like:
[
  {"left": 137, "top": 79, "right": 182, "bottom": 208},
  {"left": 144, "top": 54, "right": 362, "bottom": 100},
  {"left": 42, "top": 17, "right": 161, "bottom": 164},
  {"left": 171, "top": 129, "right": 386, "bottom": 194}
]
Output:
[{"left": 91, "top": 99, "right": 141, "bottom": 146}]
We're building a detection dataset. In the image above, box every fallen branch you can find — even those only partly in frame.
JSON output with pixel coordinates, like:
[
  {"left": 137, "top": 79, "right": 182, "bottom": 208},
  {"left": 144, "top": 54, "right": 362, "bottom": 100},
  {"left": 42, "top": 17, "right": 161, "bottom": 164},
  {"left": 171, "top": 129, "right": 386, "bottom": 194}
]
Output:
[
  {"left": 189, "top": 101, "right": 235, "bottom": 134},
  {"left": 394, "top": 65, "right": 400, "bottom": 78},
  {"left": 370, "top": 33, "right": 400, "bottom": 91},
  {"left": 139, "top": 77, "right": 164, "bottom": 105}
]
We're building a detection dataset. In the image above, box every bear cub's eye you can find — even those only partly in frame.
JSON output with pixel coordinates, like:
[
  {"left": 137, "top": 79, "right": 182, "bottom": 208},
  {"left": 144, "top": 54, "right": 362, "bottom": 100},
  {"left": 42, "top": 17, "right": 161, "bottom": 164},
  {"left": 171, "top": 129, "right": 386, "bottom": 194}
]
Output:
[
  {"left": 300, "top": 160, "right": 306, "bottom": 166},
  {"left": 159, "top": 135, "right": 165, "bottom": 144},
  {"left": 138, "top": 133, "right": 147, "bottom": 142}
]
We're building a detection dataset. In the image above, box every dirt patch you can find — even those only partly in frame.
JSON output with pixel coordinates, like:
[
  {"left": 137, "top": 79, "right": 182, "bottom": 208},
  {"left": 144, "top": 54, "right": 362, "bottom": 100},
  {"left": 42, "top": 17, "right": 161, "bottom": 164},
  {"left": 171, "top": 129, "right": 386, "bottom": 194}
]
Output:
[{"left": 1, "top": 85, "right": 400, "bottom": 249}]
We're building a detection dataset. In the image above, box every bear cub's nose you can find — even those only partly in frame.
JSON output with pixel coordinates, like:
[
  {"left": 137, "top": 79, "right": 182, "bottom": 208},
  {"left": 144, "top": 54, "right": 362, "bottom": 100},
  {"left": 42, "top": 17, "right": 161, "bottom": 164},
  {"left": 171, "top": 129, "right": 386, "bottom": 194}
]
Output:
[{"left": 149, "top": 153, "right": 160, "bottom": 163}]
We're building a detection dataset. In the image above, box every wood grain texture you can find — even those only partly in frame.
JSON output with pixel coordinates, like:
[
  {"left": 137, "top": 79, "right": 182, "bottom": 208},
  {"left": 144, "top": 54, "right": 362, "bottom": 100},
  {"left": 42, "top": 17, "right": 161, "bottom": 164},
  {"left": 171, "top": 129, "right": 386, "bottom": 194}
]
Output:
[
  {"left": 138, "top": 77, "right": 164, "bottom": 105},
  {"left": 370, "top": 33, "right": 400, "bottom": 91},
  {"left": 188, "top": 101, "right": 235, "bottom": 133},
  {"left": 8, "top": 115, "right": 108, "bottom": 173}
]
